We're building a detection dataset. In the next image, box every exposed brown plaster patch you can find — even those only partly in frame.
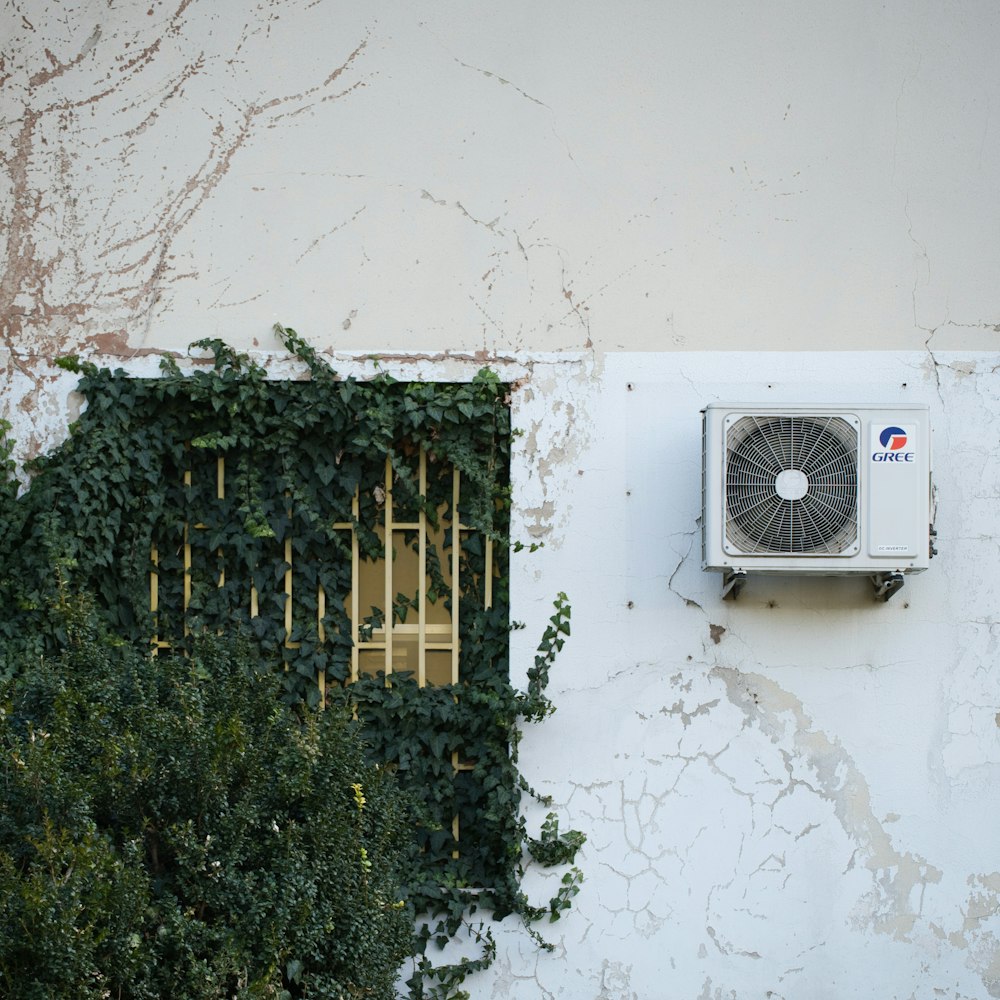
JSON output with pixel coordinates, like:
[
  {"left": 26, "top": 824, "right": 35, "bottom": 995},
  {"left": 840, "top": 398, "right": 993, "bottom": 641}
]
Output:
[
  {"left": 260, "top": 37, "right": 368, "bottom": 116},
  {"left": 1, "top": 109, "right": 44, "bottom": 348},
  {"left": 28, "top": 25, "right": 103, "bottom": 88},
  {"left": 87, "top": 330, "right": 136, "bottom": 356},
  {"left": 356, "top": 350, "right": 514, "bottom": 365},
  {"left": 275, "top": 77, "right": 369, "bottom": 123},
  {"left": 114, "top": 55, "right": 208, "bottom": 146},
  {"left": 2, "top": 11, "right": 371, "bottom": 360},
  {"left": 0, "top": 53, "right": 14, "bottom": 91},
  {"left": 164, "top": 0, "right": 198, "bottom": 40},
  {"left": 324, "top": 39, "right": 366, "bottom": 87},
  {"left": 114, "top": 33, "right": 163, "bottom": 76}
]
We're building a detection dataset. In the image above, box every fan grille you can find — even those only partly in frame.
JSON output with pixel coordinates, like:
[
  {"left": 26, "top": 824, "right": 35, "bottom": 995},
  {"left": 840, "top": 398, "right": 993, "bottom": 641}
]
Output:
[{"left": 725, "top": 415, "right": 858, "bottom": 555}]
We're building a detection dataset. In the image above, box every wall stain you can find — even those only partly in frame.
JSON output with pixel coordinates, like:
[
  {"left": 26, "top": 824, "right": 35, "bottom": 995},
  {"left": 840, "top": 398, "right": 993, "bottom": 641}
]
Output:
[{"left": 2, "top": 5, "right": 370, "bottom": 363}]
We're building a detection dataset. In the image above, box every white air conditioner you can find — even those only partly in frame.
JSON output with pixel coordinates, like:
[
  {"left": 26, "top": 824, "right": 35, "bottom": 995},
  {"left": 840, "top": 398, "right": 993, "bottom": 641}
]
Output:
[{"left": 702, "top": 403, "right": 933, "bottom": 601}]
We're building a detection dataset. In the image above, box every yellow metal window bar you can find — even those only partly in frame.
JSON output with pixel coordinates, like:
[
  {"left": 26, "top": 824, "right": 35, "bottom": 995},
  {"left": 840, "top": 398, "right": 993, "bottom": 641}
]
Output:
[
  {"left": 151, "top": 456, "right": 224, "bottom": 654},
  {"left": 353, "top": 453, "right": 478, "bottom": 687}
]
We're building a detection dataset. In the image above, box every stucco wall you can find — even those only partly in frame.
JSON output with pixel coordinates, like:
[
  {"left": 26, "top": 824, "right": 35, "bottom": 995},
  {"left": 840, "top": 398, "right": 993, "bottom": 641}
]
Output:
[
  {"left": 3, "top": 0, "right": 999, "bottom": 364},
  {"left": 509, "top": 350, "right": 1000, "bottom": 998},
  {"left": 4, "top": 2, "right": 1000, "bottom": 997}
]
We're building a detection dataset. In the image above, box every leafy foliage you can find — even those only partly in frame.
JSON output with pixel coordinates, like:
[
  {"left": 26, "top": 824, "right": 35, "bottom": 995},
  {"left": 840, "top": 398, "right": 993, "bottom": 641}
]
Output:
[
  {"left": 0, "top": 328, "right": 584, "bottom": 997},
  {"left": 0, "top": 598, "right": 411, "bottom": 999}
]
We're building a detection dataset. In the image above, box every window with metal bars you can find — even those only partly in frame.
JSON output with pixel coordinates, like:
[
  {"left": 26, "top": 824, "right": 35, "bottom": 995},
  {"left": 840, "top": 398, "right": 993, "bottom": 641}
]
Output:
[
  {"left": 150, "top": 450, "right": 493, "bottom": 689},
  {"left": 148, "top": 438, "right": 506, "bottom": 873}
]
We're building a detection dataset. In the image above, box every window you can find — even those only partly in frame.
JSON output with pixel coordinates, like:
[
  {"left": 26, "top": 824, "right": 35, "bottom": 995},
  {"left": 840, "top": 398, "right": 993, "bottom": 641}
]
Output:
[
  {"left": 146, "top": 380, "right": 510, "bottom": 877},
  {"left": 150, "top": 451, "right": 497, "bottom": 690}
]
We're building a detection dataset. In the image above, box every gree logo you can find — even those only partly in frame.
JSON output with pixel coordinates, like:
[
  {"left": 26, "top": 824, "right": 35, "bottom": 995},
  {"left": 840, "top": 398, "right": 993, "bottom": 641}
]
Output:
[
  {"left": 878, "top": 426, "right": 908, "bottom": 450},
  {"left": 873, "top": 425, "right": 913, "bottom": 463}
]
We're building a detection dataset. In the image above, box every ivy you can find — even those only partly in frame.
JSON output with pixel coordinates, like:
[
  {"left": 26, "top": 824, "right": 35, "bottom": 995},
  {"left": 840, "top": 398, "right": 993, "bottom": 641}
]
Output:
[{"left": 0, "top": 328, "right": 584, "bottom": 997}]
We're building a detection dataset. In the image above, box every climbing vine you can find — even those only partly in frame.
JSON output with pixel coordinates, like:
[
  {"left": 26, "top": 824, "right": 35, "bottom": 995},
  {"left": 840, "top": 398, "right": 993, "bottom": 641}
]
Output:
[{"left": 0, "top": 326, "right": 584, "bottom": 998}]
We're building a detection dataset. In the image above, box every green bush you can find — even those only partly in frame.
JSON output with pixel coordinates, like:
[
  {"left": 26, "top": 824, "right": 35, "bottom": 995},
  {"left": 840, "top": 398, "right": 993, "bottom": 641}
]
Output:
[{"left": 0, "top": 603, "right": 411, "bottom": 1000}]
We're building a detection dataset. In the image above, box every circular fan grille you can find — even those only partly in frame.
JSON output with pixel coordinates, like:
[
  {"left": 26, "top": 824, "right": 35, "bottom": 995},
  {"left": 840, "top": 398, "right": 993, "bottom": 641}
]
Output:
[{"left": 725, "top": 415, "right": 858, "bottom": 555}]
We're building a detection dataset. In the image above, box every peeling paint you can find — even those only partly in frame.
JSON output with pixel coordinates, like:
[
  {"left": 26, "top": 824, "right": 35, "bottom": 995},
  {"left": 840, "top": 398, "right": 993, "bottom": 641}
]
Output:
[
  {"left": 714, "top": 666, "right": 943, "bottom": 940},
  {"left": 1, "top": 4, "right": 371, "bottom": 360},
  {"left": 4, "top": 3, "right": 1000, "bottom": 998}
]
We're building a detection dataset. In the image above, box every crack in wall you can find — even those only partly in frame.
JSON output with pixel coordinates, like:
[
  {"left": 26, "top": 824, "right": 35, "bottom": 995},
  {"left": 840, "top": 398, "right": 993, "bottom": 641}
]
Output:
[
  {"left": 714, "top": 664, "right": 943, "bottom": 940},
  {"left": 1, "top": 4, "right": 370, "bottom": 360},
  {"left": 548, "top": 641, "right": 1000, "bottom": 996}
]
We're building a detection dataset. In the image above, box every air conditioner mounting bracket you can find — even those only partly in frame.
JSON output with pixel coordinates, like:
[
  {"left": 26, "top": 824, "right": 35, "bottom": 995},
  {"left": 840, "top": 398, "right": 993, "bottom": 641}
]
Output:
[
  {"left": 722, "top": 569, "right": 747, "bottom": 601},
  {"left": 871, "top": 572, "right": 905, "bottom": 603}
]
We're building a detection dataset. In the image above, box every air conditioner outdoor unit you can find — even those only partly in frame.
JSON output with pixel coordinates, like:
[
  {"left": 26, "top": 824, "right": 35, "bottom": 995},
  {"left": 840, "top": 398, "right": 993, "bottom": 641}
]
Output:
[{"left": 702, "top": 403, "right": 933, "bottom": 601}]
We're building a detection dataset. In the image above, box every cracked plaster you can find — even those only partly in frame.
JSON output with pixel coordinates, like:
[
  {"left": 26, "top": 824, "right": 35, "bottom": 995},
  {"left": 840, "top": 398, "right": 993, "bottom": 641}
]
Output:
[
  {"left": 4, "top": 1, "right": 1000, "bottom": 370},
  {"left": 4, "top": 3, "right": 1000, "bottom": 998},
  {"left": 500, "top": 351, "right": 1000, "bottom": 999},
  {"left": 8, "top": 348, "right": 999, "bottom": 998}
]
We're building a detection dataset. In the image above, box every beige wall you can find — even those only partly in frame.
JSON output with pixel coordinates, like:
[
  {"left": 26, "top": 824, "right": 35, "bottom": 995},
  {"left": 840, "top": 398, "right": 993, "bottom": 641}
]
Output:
[{"left": 2, "top": 0, "right": 998, "bottom": 365}]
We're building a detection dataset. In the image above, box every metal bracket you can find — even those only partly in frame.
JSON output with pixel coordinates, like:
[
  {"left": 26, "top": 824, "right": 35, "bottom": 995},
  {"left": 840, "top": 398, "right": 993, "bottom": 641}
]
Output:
[
  {"left": 722, "top": 570, "right": 747, "bottom": 601},
  {"left": 871, "top": 573, "right": 905, "bottom": 602}
]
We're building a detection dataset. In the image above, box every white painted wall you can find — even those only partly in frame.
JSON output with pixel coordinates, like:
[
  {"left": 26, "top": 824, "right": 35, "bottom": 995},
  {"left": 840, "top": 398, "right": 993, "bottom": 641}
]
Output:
[
  {"left": 509, "top": 350, "right": 1000, "bottom": 999},
  {"left": 4, "top": 1, "right": 1000, "bottom": 996}
]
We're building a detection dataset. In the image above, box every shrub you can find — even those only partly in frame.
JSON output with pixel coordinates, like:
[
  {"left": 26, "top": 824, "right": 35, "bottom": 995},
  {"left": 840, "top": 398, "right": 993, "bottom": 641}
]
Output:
[{"left": 0, "top": 603, "right": 411, "bottom": 1000}]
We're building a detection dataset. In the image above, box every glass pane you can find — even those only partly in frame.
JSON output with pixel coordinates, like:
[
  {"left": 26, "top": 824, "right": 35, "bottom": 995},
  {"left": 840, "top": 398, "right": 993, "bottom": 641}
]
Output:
[
  {"left": 391, "top": 530, "right": 420, "bottom": 624},
  {"left": 424, "top": 516, "right": 454, "bottom": 626},
  {"left": 358, "top": 529, "right": 386, "bottom": 633},
  {"left": 380, "top": 632, "right": 417, "bottom": 678},
  {"left": 426, "top": 650, "right": 454, "bottom": 687},
  {"left": 359, "top": 649, "right": 388, "bottom": 679}
]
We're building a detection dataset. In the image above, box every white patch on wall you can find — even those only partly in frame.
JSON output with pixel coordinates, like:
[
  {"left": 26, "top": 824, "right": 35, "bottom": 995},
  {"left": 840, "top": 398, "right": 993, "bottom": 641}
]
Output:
[{"left": 505, "top": 350, "right": 1000, "bottom": 1000}]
